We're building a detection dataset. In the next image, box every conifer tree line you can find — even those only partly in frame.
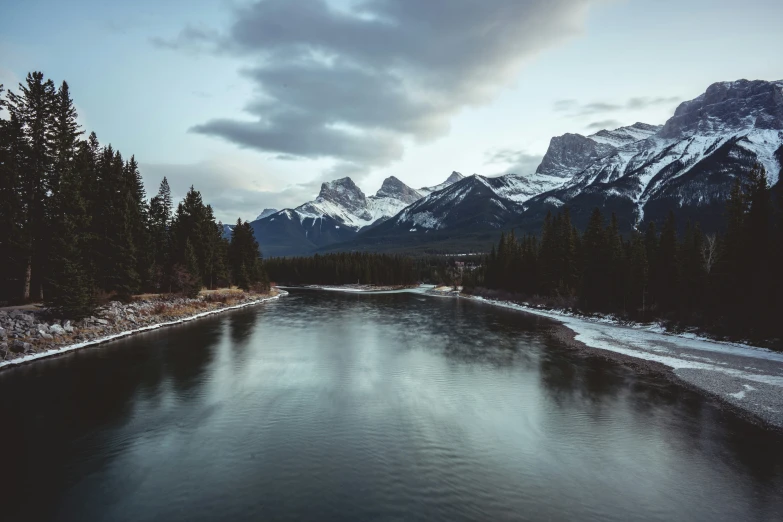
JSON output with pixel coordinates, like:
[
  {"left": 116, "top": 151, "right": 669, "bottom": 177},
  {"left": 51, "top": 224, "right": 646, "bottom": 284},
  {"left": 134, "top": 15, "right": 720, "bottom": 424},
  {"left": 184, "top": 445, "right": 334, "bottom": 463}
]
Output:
[
  {"left": 265, "top": 253, "right": 417, "bottom": 286},
  {"left": 0, "top": 72, "right": 268, "bottom": 317},
  {"left": 464, "top": 165, "right": 783, "bottom": 341}
]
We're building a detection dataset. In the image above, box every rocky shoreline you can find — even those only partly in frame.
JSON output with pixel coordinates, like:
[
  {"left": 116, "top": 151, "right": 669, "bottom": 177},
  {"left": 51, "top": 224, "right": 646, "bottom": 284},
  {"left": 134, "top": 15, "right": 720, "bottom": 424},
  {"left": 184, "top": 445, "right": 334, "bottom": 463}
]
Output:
[{"left": 0, "top": 289, "right": 283, "bottom": 368}]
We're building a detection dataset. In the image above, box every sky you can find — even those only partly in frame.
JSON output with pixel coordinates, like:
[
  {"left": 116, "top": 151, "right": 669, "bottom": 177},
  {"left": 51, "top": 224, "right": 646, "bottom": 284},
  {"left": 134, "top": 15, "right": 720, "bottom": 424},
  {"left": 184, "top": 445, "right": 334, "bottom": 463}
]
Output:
[{"left": 2, "top": 0, "right": 782, "bottom": 223}]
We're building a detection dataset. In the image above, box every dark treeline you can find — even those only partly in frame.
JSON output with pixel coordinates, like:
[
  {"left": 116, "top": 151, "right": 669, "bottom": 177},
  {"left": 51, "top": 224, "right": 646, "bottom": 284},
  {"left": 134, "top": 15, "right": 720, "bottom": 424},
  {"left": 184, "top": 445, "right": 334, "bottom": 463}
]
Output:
[
  {"left": 465, "top": 165, "right": 783, "bottom": 342},
  {"left": 0, "top": 72, "right": 267, "bottom": 317},
  {"left": 266, "top": 253, "right": 417, "bottom": 286}
]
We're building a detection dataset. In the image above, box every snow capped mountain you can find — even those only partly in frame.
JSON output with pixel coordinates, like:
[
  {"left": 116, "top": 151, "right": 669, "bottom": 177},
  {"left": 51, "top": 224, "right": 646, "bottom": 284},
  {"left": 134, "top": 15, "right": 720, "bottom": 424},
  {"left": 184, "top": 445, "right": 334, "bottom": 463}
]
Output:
[
  {"left": 383, "top": 174, "right": 527, "bottom": 233},
  {"left": 255, "top": 208, "right": 278, "bottom": 221},
  {"left": 296, "top": 177, "right": 374, "bottom": 229},
  {"left": 588, "top": 122, "right": 662, "bottom": 148},
  {"left": 366, "top": 176, "right": 424, "bottom": 224},
  {"left": 418, "top": 171, "right": 465, "bottom": 196},
  {"left": 248, "top": 78, "right": 783, "bottom": 256},
  {"left": 523, "top": 79, "right": 783, "bottom": 231},
  {"left": 248, "top": 174, "right": 455, "bottom": 256},
  {"left": 375, "top": 176, "right": 423, "bottom": 203}
]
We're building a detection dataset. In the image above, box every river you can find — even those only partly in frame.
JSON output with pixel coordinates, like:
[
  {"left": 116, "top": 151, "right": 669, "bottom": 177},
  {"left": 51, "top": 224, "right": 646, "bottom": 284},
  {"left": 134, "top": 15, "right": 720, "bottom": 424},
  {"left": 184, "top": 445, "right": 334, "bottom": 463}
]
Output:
[{"left": 1, "top": 289, "right": 781, "bottom": 521}]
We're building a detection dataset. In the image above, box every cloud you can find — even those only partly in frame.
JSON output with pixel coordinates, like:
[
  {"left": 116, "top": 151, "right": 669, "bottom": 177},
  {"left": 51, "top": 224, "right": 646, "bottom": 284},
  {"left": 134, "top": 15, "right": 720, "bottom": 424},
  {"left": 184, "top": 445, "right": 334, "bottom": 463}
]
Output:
[
  {"left": 485, "top": 148, "right": 543, "bottom": 175},
  {"left": 554, "top": 95, "right": 681, "bottom": 116},
  {"left": 585, "top": 119, "right": 621, "bottom": 130},
  {"left": 157, "top": 0, "right": 598, "bottom": 168},
  {"left": 150, "top": 26, "right": 219, "bottom": 51},
  {"left": 627, "top": 96, "right": 681, "bottom": 110}
]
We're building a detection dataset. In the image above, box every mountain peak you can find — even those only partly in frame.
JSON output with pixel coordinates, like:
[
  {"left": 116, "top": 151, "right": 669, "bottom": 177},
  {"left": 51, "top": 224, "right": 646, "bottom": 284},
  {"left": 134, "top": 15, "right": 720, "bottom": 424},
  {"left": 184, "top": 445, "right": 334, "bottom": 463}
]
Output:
[
  {"left": 660, "top": 79, "right": 783, "bottom": 139},
  {"left": 536, "top": 133, "right": 614, "bottom": 178},
  {"left": 589, "top": 122, "right": 662, "bottom": 147},
  {"left": 319, "top": 177, "right": 363, "bottom": 198},
  {"left": 446, "top": 171, "right": 464, "bottom": 183},
  {"left": 375, "top": 176, "right": 421, "bottom": 204},
  {"left": 255, "top": 208, "right": 278, "bottom": 221},
  {"left": 418, "top": 171, "right": 467, "bottom": 196},
  {"left": 315, "top": 177, "right": 369, "bottom": 218}
]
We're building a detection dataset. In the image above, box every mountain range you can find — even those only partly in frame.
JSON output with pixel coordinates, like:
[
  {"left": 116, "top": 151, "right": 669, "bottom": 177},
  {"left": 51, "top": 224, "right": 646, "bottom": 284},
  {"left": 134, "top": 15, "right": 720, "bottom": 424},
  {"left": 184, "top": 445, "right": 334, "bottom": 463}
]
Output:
[{"left": 245, "top": 79, "right": 783, "bottom": 257}]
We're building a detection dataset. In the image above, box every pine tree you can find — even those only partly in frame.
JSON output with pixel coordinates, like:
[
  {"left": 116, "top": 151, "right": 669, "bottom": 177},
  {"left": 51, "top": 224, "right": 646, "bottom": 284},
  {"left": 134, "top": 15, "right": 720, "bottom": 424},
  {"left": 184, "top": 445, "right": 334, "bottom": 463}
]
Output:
[
  {"left": 606, "top": 213, "right": 625, "bottom": 310},
  {"left": 0, "top": 101, "right": 30, "bottom": 301},
  {"left": 718, "top": 177, "right": 747, "bottom": 329},
  {"left": 581, "top": 208, "right": 607, "bottom": 311},
  {"left": 149, "top": 177, "right": 173, "bottom": 291},
  {"left": 49, "top": 81, "right": 82, "bottom": 196},
  {"left": 627, "top": 231, "right": 649, "bottom": 316},
  {"left": 45, "top": 83, "right": 94, "bottom": 317},
  {"left": 656, "top": 212, "right": 679, "bottom": 314},
  {"left": 45, "top": 148, "right": 94, "bottom": 317},
  {"left": 6, "top": 72, "right": 56, "bottom": 300},
  {"left": 125, "top": 155, "right": 151, "bottom": 290},
  {"left": 744, "top": 164, "right": 772, "bottom": 335},
  {"left": 229, "top": 219, "right": 267, "bottom": 291}
]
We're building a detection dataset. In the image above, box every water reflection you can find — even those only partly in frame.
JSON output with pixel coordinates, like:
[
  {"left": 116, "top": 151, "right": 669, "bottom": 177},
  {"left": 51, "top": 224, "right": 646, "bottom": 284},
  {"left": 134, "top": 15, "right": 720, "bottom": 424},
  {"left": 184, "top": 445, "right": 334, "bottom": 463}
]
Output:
[{"left": 0, "top": 290, "right": 781, "bottom": 522}]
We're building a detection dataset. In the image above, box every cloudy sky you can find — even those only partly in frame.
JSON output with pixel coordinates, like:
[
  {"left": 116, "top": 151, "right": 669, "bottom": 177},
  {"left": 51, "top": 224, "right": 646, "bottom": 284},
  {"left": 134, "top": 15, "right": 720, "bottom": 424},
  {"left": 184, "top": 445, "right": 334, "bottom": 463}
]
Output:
[{"left": 2, "top": 0, "right": 782, "bottom": 222}]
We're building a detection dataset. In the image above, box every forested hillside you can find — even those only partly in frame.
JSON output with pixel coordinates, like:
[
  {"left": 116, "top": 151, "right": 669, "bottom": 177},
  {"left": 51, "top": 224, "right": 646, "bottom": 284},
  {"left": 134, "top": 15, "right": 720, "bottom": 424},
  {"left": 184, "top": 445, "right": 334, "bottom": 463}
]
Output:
[
  {"left": 465, "top": 165, "right": 783, "bottom": 341},
  {"left": 265, "top": 253, "right": 417, "bottom": 286},
  {"left": 0, "top": 72, "right": 267, "bottom": 317}
]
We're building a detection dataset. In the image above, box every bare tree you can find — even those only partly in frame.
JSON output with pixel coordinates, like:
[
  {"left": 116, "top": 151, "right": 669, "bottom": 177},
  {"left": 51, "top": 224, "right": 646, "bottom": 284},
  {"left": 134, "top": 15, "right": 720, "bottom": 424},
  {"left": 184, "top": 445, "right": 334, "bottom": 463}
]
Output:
[{"left": 702, "top": 234, "right": 718, "bottom": 274}]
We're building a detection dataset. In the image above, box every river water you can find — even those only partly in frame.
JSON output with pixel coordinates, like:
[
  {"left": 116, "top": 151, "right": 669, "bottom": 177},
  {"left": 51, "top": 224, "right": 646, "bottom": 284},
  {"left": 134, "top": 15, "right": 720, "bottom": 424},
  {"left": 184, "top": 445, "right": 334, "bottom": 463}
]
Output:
[{"left": 1, "top": 290, "right": 781, "bottom": 521}]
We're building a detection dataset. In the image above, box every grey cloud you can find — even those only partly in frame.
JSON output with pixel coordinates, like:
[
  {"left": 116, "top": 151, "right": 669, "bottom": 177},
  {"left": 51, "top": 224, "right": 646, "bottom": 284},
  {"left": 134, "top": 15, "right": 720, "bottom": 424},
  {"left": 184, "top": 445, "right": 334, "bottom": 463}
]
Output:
[
  {"left": 626, "top": 96, "right": 681, "bottom": 109},
  {"left": 191, "top": 114, "right": 404, "bottom": 165},
  {"left": 150, "top": 26, "right": 218, "bottom": 50},
  {"left": 585, "top": 119, "right": 621, "bottom": 130},
  {"left": 485, "top": 148, "right": 543, "bottom": 175},
  {"left": 160, "top": 0, "right": 597, "bottom": 167},
  {"left": 555, "top": 95, "right": 681, "bottom": 116},
  {"left": 581, "top": 102, "right": 622, "bottom": 113}
]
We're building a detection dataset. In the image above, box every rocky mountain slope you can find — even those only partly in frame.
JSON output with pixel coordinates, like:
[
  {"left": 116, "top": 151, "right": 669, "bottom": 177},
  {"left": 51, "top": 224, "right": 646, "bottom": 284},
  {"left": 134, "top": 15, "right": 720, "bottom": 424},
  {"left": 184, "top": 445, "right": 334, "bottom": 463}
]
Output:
[
  {"left": 418, "top": 171, "right": 465, "bottom": 196},
  {"left": 249, "top": 173, "right": 463, "bottom": 256},
  {"left": 339, "top": 126, "right": 656, "bottom": 243},
  {"left": 255, "top": 208, "right": 278, "bottom": 221},
  {"left": 520, "top": 79, "right": 783, "bottom": 231}
]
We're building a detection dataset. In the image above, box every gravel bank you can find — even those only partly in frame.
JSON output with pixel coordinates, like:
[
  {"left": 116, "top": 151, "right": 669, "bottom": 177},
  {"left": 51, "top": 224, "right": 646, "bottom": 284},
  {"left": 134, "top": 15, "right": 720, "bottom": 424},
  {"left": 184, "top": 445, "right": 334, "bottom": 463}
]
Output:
[{"left": 0, "top": 290, "right": 285, "bottom": 370}]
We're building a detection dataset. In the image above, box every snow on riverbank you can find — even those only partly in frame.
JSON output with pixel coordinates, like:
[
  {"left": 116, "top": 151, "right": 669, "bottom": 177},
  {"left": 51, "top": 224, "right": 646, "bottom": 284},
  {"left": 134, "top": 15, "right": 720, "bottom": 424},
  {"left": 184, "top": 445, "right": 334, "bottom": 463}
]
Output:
[
  {"left": 0, "top": 291, "right": 286, "bottom": 371},
  {"left": 466, "top": 295, "right": 783, "bottom": 428}
]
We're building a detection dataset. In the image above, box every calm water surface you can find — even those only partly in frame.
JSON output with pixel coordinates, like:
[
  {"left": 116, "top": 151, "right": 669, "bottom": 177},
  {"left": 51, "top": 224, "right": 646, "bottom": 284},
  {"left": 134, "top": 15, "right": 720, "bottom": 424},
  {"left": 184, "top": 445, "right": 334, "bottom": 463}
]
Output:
[{"left": 1, "top": 290, "right": 782, "bottom": 521}]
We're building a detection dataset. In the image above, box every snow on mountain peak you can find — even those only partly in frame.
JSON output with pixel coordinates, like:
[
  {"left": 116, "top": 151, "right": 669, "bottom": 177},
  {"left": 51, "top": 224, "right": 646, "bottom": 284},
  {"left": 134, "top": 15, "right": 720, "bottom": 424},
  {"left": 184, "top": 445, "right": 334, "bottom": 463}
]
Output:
[
  {"left": 255, "top": 208, "right": 278, "bottom": 221},
  {"left": 589, "top": 122, "right": 662, "bottom": 147},
  {"left": 660, "top": 79, "right": 783, "bottom": 140},
  {"left": 375, "top": 176, "right": 422, "bottom": 204},
  {"left": 418, "top": 171, "right": 466, "bottom": 196},
  {"left": 446, "top": 171, "right": 464, "bottom": 183}
]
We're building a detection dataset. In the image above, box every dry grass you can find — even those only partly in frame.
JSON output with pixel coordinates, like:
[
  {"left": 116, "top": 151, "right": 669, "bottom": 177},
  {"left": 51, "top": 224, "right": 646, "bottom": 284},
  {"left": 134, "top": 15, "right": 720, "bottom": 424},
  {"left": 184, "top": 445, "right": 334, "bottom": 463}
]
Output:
[{"left": 151, "top": 302, "right": 169, "bottom": 315}]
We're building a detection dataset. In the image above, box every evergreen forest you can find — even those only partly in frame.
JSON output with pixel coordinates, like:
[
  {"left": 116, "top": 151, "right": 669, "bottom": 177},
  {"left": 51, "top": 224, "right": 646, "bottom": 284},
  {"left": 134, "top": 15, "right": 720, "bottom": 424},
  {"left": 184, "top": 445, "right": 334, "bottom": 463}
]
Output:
[
  {"left": 0, "top": 72, "right": 268, "bottom": 318},
  {"left": 464, "top": 165, "right": 783, "bottom": 342}
]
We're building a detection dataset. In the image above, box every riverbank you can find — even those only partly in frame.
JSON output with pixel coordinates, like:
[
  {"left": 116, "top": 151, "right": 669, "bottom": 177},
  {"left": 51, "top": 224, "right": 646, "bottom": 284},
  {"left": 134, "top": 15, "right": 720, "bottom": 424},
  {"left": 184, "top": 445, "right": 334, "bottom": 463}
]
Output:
[
  {"left": 0, "top": 288, "right": 285, "bottom": 370},
  {"left": 462, "top": 294, "right": 783, "bottom": 430}
]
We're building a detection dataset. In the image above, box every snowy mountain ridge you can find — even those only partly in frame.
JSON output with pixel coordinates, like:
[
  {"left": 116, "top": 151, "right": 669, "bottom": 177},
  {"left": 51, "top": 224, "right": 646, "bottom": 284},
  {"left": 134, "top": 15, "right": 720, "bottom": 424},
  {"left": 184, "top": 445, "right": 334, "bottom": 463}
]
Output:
[
  {"left": 524, "top": 79, "right": 783, "bottom": 228},
  {"left": 248, "top": 172, "right": 465, "bottom": 256},
  {"left": 249, "top": 78, "right": 783, "bottom": 255}
]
